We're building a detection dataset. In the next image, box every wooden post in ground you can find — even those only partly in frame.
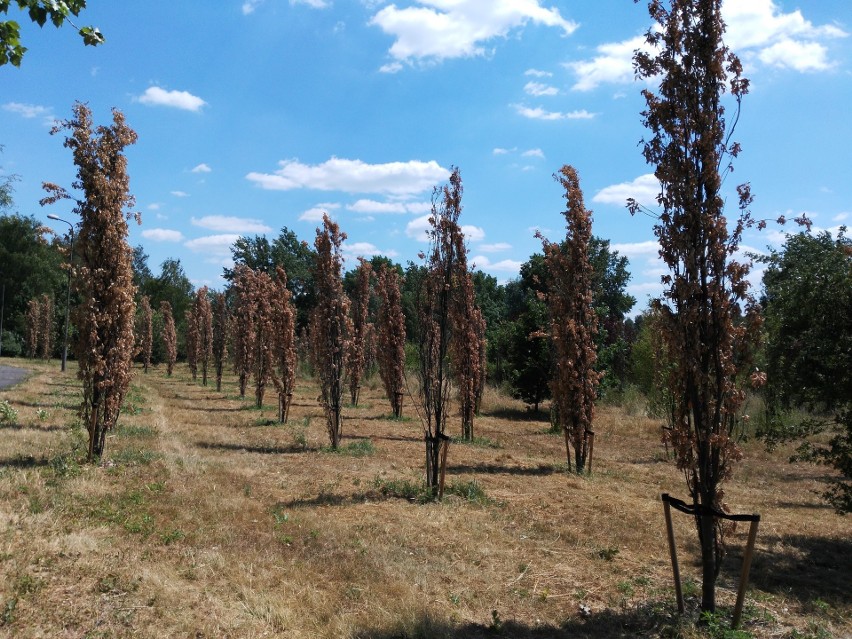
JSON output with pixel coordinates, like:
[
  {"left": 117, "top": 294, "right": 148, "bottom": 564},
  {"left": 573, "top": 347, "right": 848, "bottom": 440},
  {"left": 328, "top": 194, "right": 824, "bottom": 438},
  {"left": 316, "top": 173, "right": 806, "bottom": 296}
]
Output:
[
  {"left": 585, "top": 429, "right": 595, "bottom": 474},
  {"left": 732, "top": 515, "right": 761, "bottom": 629},
  {"left": 662, "top": 494, "right": 685, "bottom": 613}
]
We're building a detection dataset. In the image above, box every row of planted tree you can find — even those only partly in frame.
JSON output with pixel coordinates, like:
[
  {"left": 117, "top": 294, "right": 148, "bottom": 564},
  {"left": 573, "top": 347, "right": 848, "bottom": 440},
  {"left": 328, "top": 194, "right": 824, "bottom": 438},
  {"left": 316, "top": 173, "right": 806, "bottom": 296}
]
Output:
[
  {"left": 20, "top": 3, "right": 849, "bottom": 620},
  {"left": 127, "top": 165, "right": 599, "bottom": 490},
  {"left": 31, "top": 100, "right": 601, "bottom": 499}
]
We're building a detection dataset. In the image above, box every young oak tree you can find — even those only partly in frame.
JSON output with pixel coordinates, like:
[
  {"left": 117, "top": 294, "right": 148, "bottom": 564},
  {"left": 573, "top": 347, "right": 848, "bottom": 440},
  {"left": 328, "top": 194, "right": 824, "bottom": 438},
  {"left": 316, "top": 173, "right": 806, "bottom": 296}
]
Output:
[
  {"left": 416, "top": 167, "right": 469, "bottom": 495},
  {"left": 41, "top": 102, "right": 139, "bottom": 461},
  {"left": 38, "top": 293, "right": 53, "bottom": 360},
  {"left": 251, "top": 270, "right": 276, "bottom": 409},
  {"left": 230, "top": 264, "right": 257, "bottom": 398},
  {"left": 632, "top": 0, "right": 763, "bottom": 612},
  {"left": 193, "top": 286, "right": 213, "bottom": 386},
  {"left": 375, "top": 264, "right": 406, "bottom": 418},
  {"left": 211, "top": 291, "right": 229, "bottom": 392},
  {"left": 139, "top": 295, "right": 153, "bottom": 373},
  {"left": 347, "top": 257, "right": 372, "bottom": 406},
  {"left": 309, "top": 214, "right": 351, "bottom": 450},
  {"left": 451, "top": 268, "right": 485, "bottom": 441},
  {"left": 538, "top": 165, "right": 601, "bottom": 473},
  {"left": 271, "top": 266, "right": 297, "bottom": 423},
  {"left": 160, "top": 300, "right": 177, "bottom": 377},
  {"left": 185, "top": 308, "right": 199, "bottom": 381}
]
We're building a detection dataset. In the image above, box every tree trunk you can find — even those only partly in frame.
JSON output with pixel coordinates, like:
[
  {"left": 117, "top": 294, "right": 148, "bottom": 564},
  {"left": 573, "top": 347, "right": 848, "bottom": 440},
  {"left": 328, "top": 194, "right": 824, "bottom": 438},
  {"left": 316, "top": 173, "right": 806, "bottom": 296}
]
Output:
[{"left": 699, "top": 511, "right": 717, "bottom": 612}]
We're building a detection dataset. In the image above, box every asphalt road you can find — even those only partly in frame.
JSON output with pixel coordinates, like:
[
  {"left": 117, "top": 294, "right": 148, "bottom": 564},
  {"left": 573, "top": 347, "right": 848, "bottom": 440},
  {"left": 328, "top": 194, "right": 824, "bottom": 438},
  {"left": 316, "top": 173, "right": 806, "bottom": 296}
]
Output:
[{"left": 0, "top": 364, "right": 29, "bottom": 390}]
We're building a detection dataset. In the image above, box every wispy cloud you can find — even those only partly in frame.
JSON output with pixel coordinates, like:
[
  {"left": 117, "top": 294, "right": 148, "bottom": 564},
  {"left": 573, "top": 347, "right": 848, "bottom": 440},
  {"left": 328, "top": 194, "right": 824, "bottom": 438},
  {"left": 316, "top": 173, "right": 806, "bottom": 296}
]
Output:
[
  {"left": 521, "top": 148, "right": 545, "bottom": 159},
  {"left": 191, "top": 215, "right": 271, "bottom": 234},
  {"left": 513, "top": 104, "right": 595, "bottom": 121},
  {"left": 3, "top": 102, "right": 51, "bottom": 118},
  {"left": 171, "top": 190, "right": 189, "bottom": 198},
  {"left": 524, "top": 81, "right": 559, "bottom": 97},
  {"left": 142, "top": 228, "right": 184, "bottom": 242},
  {"left": 184, "top": 234, "right": 241, "bottom": 255},
  {"left": 299, "top": 202, "right": 341, "bottom": 222},
  {"left": 469, "top": 255, "right": 523, "bottom": 273},
  {"left": 477, "top": 242, "right": 512, "bottom": 253},
  {"left": 346, "top": 199, "right": 430, "bottom": 214},
  {"left": 191, "top": 163, "right": 212, "bottom": 173},
  {"left": 138, "top": 87, "right": 207, "bottom": 112},
  {"left": 247, "top": 157, "right": 449, "bottom": 196},
  {"left": 524, "top": 68, "right": 552, "bottom": 78}
]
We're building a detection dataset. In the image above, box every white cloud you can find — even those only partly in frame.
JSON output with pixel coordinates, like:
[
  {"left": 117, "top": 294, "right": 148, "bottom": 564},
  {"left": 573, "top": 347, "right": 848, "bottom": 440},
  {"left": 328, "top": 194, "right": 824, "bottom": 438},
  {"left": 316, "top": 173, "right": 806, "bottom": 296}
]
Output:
[
  {"left": 567, "top": 1, "right": 847, "bottom": 91},
  {"left": 147, "top": 203, "right": 161, "bottom": 211},
  {"left": 299, "top": 202, "right": 340, "bottom": 222},
  {"left": 242, "top": 0, "right": 264, "bottom": 14},
  {"left": 478, "top": 242, "right": 512, "bottom": 253},
  {"left": 609, "top": 240, "right": 660, "bottom": 259},
  {"left": 757, "top": 38, "right": 832, "bottom": 72},
  {"left": 142, "top": 228, "right": 184, "bottom": 242},
  {"left": 291, "top": 0, "right": 329, "bottom": 8},
  {"left": 343, "top": 241, "right": 398, "bottom": 260},
  {"left": 524, "top": 81, "right": 559, "bottom": 97},
  {"left": 406, "top": 214, "right": 433, "bottom": 241},
  {"left": 525, "top": 68, "right": 552, "bottom": 78},
  {"left": 191, "top": 163, "right": 212, "bottom": 173},
  {"left": 462, "top": 225, "right": 485, "bottom": 242},
  {"left": 379, "top": 61, "right": 404, "bottom": 74},
  {"left": 513, "top": 104, "right": 595, "bottom": 120},
  {"left": 345, "top": 199, "right": 432, "bottom": 215},
  {"left": 171, "top": 190, "right": 189, "bottom": 198},
  {"left": 403, "top": 218, "right": 482, "bottom": 243},
  {"left": 567, "top": 36, "right": 646, "bottom": 91},
  {"left": 370, "top": 0, "right": 577, "bottom": 66},
  {"left": 247, "top": 157, "right": 449, "bottom": 196},
  {"left": 138, "top": 87, "right": 207, "bottom": 112},
  {"left": 470, "top": 255, "right": 523, "bottom": 273},
  {"left": 191, "top": 215, "right": 272, "bottom": 233},
  {"left": 593, "top": 173, "right": 660, "bottom": 209},
  {"left": 184, "top": 234, "right": 240, "bottom": 255},
  {"left": 348, "top": 199, "right": 400, "bottom": 214},
  {"left": 832, "top": 213, "right": 849, "bottom": 222},
  {"left": 522, "top": 148, "right": 545, "bottom": 158},
  {"left": 3, "top": 102, "right": 51, "bottom": 118},
  {"left": 492, "top": 147, "right": 513, "bottom": 155}
]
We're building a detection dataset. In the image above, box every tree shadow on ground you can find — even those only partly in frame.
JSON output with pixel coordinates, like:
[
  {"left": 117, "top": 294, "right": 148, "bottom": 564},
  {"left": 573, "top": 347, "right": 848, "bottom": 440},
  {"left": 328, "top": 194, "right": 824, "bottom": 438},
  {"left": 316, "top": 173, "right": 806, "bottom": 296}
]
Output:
[
  {"left": 446, "top": 462, "right": 560, "bottom": 477},
  {"left": 0, "top": 455, "right": 51, "bottom": 468},
  {"left": 180, "top": 405, "right": 244, "bottom": 413},
  {"left": 352, "top": 601, "right": 687, "bottom": 639},
  {"left": 274, "top": 489, "right": 414, "bottom": 509},
  {"left": 195, "top": 441, "right": 314, "bottom": 455},
  {"left": 748, "top": 533, "right": 852, "bottom": 606},
  {"left": 487, "top": 407, "right": 550, "bottom": 423},
  {"left": 0, "top": 422, "right": 67, "bottom": 432}
]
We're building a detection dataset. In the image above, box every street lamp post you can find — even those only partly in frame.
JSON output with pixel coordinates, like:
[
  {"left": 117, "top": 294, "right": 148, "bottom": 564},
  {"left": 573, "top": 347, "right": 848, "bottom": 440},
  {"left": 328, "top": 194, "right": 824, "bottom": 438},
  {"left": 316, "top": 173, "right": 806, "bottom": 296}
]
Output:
[{"left": 47, "top": 214, "right": 74, "bottom": 372}]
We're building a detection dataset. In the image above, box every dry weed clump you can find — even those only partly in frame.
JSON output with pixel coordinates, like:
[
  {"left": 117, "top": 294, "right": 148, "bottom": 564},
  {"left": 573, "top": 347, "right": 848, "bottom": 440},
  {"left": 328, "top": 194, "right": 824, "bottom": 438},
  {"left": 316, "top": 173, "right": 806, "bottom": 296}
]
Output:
[{"left": 0, "top": 360, "right": 848, "bottom": 638}]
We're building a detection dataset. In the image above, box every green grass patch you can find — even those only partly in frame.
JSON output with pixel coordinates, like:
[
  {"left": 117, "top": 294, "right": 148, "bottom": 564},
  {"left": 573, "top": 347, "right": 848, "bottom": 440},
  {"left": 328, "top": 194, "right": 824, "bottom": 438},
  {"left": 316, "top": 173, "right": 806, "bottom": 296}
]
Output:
[
  {"left": 109, "top": 447, "right": 161, "bottom": 467},
  {"left": 115, "top": 424, "right": 159, "bottom": 438},
  {"left": 323, "top": 439, "right": 376, "bottom": 457}
]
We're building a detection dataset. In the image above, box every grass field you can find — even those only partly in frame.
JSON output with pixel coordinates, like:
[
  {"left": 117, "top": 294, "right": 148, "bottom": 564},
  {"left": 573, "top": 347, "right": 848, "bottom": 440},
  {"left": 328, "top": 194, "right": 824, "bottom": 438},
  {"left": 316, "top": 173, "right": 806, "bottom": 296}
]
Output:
[{"left": 0, "top": 360, "right": 849, "bottom": 638}]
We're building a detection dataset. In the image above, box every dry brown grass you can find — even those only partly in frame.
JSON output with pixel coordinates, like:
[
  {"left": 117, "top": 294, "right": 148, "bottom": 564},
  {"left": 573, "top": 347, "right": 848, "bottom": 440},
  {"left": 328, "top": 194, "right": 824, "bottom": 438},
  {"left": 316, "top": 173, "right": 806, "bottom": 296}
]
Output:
[{"left": 0, "top": 360, "right": 849, "bottom": 639}]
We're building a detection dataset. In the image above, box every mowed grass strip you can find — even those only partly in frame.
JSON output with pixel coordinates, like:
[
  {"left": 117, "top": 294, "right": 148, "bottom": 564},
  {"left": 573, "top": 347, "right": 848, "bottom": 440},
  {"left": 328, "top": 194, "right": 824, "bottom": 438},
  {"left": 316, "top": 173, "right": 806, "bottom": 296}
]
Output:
[{"left": 0, "top": 360, "right": 848, "bottom": 638}]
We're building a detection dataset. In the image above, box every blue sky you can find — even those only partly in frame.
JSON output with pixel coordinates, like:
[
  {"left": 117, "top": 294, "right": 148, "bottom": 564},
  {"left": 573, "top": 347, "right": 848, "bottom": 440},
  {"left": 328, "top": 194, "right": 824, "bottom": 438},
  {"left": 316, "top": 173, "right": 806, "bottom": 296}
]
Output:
[{"left": 2, "top": 0, "right": 850, "bottom": 311}]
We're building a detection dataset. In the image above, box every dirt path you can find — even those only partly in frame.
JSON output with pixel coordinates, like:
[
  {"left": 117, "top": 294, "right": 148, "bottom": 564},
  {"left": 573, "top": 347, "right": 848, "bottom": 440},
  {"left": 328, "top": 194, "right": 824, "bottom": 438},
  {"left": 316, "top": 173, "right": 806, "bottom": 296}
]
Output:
[{"left": 0, "top": 364, "right": 29, "bottom": 390}]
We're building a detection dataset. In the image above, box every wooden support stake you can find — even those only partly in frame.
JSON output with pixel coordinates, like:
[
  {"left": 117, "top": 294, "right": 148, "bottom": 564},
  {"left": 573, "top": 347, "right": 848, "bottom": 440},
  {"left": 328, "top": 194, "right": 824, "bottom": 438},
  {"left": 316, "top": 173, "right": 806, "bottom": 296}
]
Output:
[
  {"left": 662, "top": 494, "right": 685, "bottom": 613},
  {"left": 732, "top": 515, "right": 761, "bottom": 629},
  {"left": 586, "top": 430, "right": 595, "bottom": 474},
  {"left": 438, "top": 437, "right": 449, "bottom": 499}
]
